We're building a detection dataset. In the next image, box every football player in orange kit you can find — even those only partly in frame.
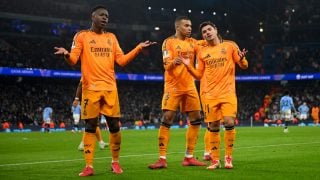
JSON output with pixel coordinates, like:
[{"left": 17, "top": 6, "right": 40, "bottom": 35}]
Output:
[
  {"left": 54, "top": 5, "right": 156, "bottom": 176},
  {"left": 148, "top": 16, "right": 207, "bottom": 169},
  {"left": 181, "top": 21, "right": 248, "bottom": 170}
]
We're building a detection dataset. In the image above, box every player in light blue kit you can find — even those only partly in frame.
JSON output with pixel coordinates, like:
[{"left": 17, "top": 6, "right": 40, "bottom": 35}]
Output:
[
  {"left": 280, "top": 90, "right": 297, "bottom": 133},
  {"left": 298, "top": 102, "right": 309, "bottom": 126},
  {"left": 72, "top": 100, "right": 81, "bottom": 133},
  {"left": 43, "top": 106, "right": 53, "bottom": 133}
]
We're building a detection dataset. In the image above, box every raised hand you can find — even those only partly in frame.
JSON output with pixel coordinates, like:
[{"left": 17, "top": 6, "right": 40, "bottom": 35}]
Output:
[
  {"left": 139, "top": 40, "right": 157, "bottom": 48},
  {"left": 238, "top": 48, "right": 248, "bottom": 60},
  {"left": 54, "top": 47, "right": 68, "bottom": 55}
]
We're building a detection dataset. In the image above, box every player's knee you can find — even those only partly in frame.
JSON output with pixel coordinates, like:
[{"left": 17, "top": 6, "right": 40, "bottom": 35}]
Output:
[
  {"left": 161, "top": 111, "right": 174, "bottom": 125},
  {"left": 84, "top": 118, "right": 98, "bottom": 133},
  {"left": 190, "top": 118, "right": 202, "bottom": 126},
  {"left": 188, "top": 111, "right": 201, "bottom": 120},
  {"left": 107, "top": 117, "right": 120, "bottom": 133},
  {"left": 208, "top": 122, "right": 220, "bottom": 132},
  {"left": 224, "top": 117, "right": 235, "bottom": 127}
]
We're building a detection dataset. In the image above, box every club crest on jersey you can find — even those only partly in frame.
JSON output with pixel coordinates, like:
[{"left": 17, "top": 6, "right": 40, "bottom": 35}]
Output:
[
  {"left": 107, "top": 39, "right": 112, "bottom": 46},
  {"left": 221, "top": 48, "right": 227, "bottom": 54},
  {"left": 163, "top": 50, "right": 169, "bottom": 58}
]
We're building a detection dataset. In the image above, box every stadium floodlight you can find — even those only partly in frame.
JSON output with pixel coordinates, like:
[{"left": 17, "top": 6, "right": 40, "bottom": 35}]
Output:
[{"left": 259, "top": 28, "right": 264, "bottom": 32}]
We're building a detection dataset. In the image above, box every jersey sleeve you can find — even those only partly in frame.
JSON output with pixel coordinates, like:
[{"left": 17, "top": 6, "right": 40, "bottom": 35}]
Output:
[
  {"left": 66, "top": 32, "right": 84, "bottom": 65},
  {"left": 185, "top": 53, "right": 205, "bottom": 80},
  {"left": 162, "top": 38, "right": 175, "bottom": 71},
  {"left": 231, "top": 41, "right": 248, "bottom": 69}
]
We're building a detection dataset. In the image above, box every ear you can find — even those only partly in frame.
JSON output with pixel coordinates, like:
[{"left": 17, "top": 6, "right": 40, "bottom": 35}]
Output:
[
  {"left": 175, "top": 21, "right": 179, "bottom": 30},
  {"left": 91, "top": 12, "right": 95, "bottom": 21}
]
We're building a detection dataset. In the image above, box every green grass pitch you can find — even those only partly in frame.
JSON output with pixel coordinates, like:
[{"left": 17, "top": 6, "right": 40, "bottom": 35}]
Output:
[{"left": 0, "top": 126, "right": 319, "bottom": 180}]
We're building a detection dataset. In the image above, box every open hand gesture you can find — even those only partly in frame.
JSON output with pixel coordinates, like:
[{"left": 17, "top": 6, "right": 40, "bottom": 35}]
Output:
[
  {"left": 139, "top": 40, "right": 157, "bottom": 48},
  {"left": 238, "top": 48, "right": 248, "bottom": 60},
  {"left": 54, "top": 47, "right": 68, "bottom": 55}
]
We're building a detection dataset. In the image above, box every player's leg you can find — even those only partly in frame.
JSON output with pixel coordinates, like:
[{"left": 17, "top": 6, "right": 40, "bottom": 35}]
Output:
[
  {"left": 79, "top": 118, "right": 98, "bottom": 176},
  {"left": 201, "top": 93, "right": 211, "bottom": 161},
  {"left": 95, "top": 126, "right": 108, "bottom": 149},
  {"left": 73, "top": 114, "right": 80, "bottom": 132},
  {"left": 206, "top": 121, "right": 221, "bottom": 170},
  {"left": 203, "top": 127, "right": 211, "bottom": 161},
  {"left": 181, "top": 90, "right": 206, "bottom": 166},
  {"left": 106, "top": 116, "right": 123, "bottom": 174},
  {"left": 203, "top": 100, "right": 221, "bottom": 170},
  {"left": 223, "top": 117, "right": 235, "bottom": 169},
  {"left": 221, "top": 96, "right": 237, "bottom": 169},
  {"left": 45, "top": 122, "right": 50, "bottom": 132},
  {"left": 79, "top": 89, "right": 100, "bottom": 176},
  {"left": 148, "top": 110, "right": 175, "bottom": 169},
  {"left": 148, "top": 91, "right": 179, "bottom": 169},
  {"left": 102, "top": 90, "right": 123, "bottom": 174},
  {"left": 282, "top": 110, "right": 291, "bottom": 132}
]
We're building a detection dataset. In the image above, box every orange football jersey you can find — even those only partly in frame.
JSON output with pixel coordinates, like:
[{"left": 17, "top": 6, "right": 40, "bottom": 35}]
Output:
[
  {"left": 189, "top": 40, "right": 248, "bottom": 99},
  {"left": 162, "top": 36, "right": 200, "bottom": 92},
  {"left": 67, "top": 30, "right": 142, "bottom": 91}
]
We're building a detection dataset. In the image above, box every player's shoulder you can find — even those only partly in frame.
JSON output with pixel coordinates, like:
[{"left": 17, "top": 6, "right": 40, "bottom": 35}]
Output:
[
  {"left": 74, "top": 29, "right": 90, "bottom": 37},
  {"left": 222, "top": 40, "right": 240, "bottom": 50},
  {"left": 187, "top": 37, "right": 197, "bottom": 42},
  {"left": 196, "top": 39, "right": 207, "bottom": 47},
  {"left": 163, "top": 35, "right": 176, "bottom": 43},
  {"left": 222, "top": 39, "right": 238, "bottom": 46},
  {"left": 103, "top": 31, "right": 116, "bottom": 37},
  {"left": 162, "top": 35, "right": 176, "bottom": 48},
  {"left": 72, "top": 29, "right": 91, "bottom": 40}
]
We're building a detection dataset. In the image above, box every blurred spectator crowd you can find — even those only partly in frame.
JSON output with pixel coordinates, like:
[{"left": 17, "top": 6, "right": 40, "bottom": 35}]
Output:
[{"left": 0, "top": 76, "right": 319, "bottom": 129}]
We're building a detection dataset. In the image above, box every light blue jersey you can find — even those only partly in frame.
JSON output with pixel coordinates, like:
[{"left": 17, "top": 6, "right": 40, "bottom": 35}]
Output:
[
  {"left": 280, "top": 95, "right": 296, "bottom": 112},
  {"left": 71, "top": 104, "right": 81, "bottom": 115},
  {"left": 298, "top": 104, "right": 309, "bottom": 115},
  {"left": 43, "top": 107, "right": 53, "bottom": 123}
]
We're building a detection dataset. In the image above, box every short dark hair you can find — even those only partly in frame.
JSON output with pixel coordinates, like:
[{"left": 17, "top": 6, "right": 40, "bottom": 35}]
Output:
[
  {"left": 91, "top": 5, "right": 107, "bottom": 14},
  {"left": 199, "top": 21, "right": 217, "bottom": 33},
  {"left": 175, "top": 16, "right": 190, "bottom": 23},
  {"left": 284, "top": 90, "right": 290, "bottom": 95}
]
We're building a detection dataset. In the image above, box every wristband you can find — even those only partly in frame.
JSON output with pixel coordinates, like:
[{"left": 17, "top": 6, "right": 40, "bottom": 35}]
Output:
[{"left": 74, "top": 97, "right": 79, "bottom": 101}]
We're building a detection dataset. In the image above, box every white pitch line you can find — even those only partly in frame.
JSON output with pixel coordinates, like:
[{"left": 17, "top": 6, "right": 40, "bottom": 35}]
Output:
[{"left": 0, "top": 141, "right": 319, "bottom": 167}]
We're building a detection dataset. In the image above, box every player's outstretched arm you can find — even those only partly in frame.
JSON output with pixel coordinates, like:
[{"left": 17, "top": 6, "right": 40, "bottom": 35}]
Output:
[
  {"left": 54, "top": 47, "right": 76, "bottom": 66},
  {"left": 116, "top": 40, "right": 157, "bottom": 67},
  {"left": 139, "top": 40, "right": 157, "bottom": 48}
]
